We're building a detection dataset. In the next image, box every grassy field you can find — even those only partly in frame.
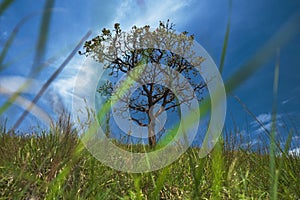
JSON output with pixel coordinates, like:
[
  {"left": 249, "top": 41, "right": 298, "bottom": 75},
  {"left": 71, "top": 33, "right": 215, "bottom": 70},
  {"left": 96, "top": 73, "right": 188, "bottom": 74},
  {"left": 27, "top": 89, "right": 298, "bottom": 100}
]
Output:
[{"left": 0, "top": 114, "right": 299, "bottom": 199}]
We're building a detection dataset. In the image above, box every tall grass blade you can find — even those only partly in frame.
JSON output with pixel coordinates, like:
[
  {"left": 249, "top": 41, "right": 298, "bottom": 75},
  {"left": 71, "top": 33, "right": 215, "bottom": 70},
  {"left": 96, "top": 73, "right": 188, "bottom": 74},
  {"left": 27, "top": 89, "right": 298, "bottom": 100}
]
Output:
[
  {"left": 46, "top": 137, "right": 85, "bottom": 199},
  {"left": 133, "top": 175, "right": 142, "bottom": 200},
  {"left": 219, "top": 0, "right": 232, "bottom": 75},
  {"left": 151, "top": 166, "right": 170, "bottom": 199},
  {"left": 211, "top": 138, "right": 224, "bottom": 199},
  {"left": 211, "top": 0, "right": 231, "bottom": 193},
  {"left": 31, "top": 0, "right": 55, "bottom": 76},
  {"left": 0, "top": 0, "right": 14, "bottom": 16},
  {"left": 0, "top": 13, "right": 37, "bottom": 70},
  {"left": 189, "top": 152, "right": 205, "bottom": 199},
  {"left": 270, "top": 48, "right": 280, "bottom": 200}
]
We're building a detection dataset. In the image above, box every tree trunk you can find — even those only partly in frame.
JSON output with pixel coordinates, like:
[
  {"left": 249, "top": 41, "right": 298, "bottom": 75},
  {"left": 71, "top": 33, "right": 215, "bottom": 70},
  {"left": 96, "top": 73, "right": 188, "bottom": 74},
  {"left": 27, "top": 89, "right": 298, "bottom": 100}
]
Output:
[
  {"left": 148, "top": 109, "right": 156, "bottom": 147},
  {"left": 148, "top": 123, "right": 156, "bottom": 147}
]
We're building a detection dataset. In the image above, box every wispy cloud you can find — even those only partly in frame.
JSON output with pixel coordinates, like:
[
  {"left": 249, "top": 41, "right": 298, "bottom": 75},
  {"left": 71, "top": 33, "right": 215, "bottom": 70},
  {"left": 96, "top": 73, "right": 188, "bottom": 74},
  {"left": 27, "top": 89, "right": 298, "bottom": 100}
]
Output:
[
  {"left": 250, "top": 113, "right": 283, "bottom": 134},
  {"left": 113, "top": 0, "right": 195, "bottom": 29},
  {"left": 282, "top": 97, "right": 294, "bottom": 105},
  {"left": 0, "top": 75, "right": 64, "bottom": 112},
  {"left": 292, "top": 136, "right": 300, "bottom": 141},
  {"left": 289, "top": 147, "right": 300, "bottom": 157},
  {"left": 0, "top": 76, "right": 40, "bottom": 94},
  {"left": 0, "top": 75, "right": 60, "bottom": 125},
  {"left": 251, "top": 113, "right": 272, "bottom": 126},
  {"left": 52, "top": 56, "right": 104, "bottom": 121}
]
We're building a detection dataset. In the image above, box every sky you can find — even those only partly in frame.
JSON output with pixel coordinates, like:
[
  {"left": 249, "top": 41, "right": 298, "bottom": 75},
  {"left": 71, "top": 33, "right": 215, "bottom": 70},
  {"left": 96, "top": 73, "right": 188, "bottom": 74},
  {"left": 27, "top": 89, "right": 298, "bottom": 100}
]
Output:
[{"left": 0, "top": 0, "right": 300, "bottom": 152}]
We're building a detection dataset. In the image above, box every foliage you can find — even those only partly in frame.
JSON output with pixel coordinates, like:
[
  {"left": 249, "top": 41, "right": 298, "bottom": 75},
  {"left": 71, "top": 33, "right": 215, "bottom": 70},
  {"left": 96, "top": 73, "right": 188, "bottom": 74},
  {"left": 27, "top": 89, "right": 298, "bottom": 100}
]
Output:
[{"left": 80, "top": 20, "right": 206, "bottom": 147}]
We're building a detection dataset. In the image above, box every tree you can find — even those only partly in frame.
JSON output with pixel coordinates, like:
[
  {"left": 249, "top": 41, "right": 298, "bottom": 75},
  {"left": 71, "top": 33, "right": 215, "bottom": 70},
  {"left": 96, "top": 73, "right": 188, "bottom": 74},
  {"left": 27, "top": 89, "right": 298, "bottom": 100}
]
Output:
[{"left": 80, "top": 20, "right": 206, "bottom": 147}]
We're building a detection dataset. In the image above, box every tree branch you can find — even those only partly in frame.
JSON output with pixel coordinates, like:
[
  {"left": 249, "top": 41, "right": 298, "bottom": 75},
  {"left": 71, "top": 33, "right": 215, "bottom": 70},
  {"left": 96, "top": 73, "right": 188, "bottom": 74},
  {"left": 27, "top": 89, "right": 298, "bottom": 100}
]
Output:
[{"left": 131, "top": 117, "right": 148, "bottom": 127}]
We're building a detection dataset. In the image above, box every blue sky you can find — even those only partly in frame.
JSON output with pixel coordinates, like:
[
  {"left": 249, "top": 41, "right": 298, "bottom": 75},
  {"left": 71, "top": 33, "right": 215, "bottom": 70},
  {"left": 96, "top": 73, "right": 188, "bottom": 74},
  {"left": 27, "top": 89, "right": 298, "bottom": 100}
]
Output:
[{"left": 0, "top": 0, "right": 300, "bottom": 151}]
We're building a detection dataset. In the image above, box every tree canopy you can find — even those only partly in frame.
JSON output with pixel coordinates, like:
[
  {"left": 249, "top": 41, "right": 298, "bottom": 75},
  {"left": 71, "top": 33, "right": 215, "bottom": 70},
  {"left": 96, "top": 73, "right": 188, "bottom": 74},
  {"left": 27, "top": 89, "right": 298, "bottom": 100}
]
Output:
[{"left": 80, "top": 20, "right": 207, "bottom": 147}]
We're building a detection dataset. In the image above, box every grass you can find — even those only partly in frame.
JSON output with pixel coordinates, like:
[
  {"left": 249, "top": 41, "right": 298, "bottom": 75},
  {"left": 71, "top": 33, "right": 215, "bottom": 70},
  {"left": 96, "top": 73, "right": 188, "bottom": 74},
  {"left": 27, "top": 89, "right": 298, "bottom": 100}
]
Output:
[
  {"left": 1, "top": 0, "right": 300, "bottom": 199},
  {"left": 0, "top": 115, "right": 299, "bottom": 199}
]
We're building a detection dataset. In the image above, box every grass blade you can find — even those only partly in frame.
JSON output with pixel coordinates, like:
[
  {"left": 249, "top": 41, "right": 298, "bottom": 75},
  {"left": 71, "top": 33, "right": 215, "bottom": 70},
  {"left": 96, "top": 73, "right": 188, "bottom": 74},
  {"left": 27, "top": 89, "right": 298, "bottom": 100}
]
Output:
[
  {"left": 151, "top": 166, "right": 170, "bottom": 199},
  {"left": 0, "top": 0, "right": 14, "bottom": 16},
  {"left": 211, "top": 138, "right": 224, "bottom": 199},
  {"left": 270, "top": 48, "right": 280, "bottom": 200},
  {"left": 219, "top": 0, "right": 232, "bottom": 75},
  {"left": 30, "top": 0, "right": 55, "bottom": 76},
  {"left": 0, "top": 13, "right": 37, "bottom": 70},
  {"left": 133, "top": 175, "right": 143, "bottom": 200}
]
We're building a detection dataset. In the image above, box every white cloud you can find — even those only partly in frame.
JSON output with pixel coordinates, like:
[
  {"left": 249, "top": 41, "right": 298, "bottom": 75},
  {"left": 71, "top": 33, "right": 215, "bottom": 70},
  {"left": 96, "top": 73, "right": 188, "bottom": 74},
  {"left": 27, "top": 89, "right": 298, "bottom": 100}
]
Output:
[
  {"left": 240, "top": 138, "right": 262, "bottom": 149},
  {"left": 52, "top": 77, "right": 75, "bottom": 107},
  {"left": 113, "top": 0, "right": 195, "bottom": 29},
  {"left": 0, "top": 76, "right": 56, "bottom": 125},
  {"left": 0, "top": 75, "right": 64, "bottom": 112},
  {"left": 289, "top": 148, "right": 300, "bottom": 157},
  {"left": 52, "top": 56, "right": 105, "bottom": 123},
  {"left": 251, "top": 113, "right": 272, "bottom": 126},
  {"left": 250, "top": 113, "right": 283, "bottom": 135},
  {"left": 282, "top": 97, "right": 293, "bottom": 105},
  {"left": 292, "top": 136, "right": 300, "bottom": 140},
  {"left": 0, "top": 76, "right": 40, "bottom": 94},
  {"left": 0, "top": 56, "right": 101, "bottom": 127},
  {"left": 54, "top": 59, "right": 98, "bottom": 96}
]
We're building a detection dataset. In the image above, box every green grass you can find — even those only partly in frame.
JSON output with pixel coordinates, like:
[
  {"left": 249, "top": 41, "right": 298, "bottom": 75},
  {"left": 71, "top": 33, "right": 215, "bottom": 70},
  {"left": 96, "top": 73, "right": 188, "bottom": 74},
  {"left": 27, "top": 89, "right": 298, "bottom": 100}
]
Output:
[{"left": 0, "top": 115, "right": 299, "bottom": 199}]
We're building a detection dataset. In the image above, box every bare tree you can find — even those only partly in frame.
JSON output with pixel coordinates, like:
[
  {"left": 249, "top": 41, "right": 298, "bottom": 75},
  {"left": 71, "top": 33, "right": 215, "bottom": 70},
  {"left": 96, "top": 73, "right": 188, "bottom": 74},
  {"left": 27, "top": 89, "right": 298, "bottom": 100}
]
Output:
[{"left": 80, "top": 20, "right": 206, "bottom": 147}]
